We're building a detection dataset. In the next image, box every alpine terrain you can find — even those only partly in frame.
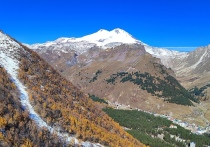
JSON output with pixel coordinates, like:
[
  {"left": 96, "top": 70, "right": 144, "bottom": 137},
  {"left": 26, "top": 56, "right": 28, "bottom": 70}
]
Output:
[
  {"left": 25, "top": 28, "right": 210, "bottom": 126},
  {"left": 0, "top": 30, "right": 146, "bottom": 146}
]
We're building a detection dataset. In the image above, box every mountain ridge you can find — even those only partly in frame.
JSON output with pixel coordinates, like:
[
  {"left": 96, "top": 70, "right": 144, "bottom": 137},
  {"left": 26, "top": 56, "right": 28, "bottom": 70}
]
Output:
[
  {"left": 24, "top": 28, "right": 191, "bottom": 69},
  {"left": 25, "top": 28, "right": 184, "bottom": 56}
]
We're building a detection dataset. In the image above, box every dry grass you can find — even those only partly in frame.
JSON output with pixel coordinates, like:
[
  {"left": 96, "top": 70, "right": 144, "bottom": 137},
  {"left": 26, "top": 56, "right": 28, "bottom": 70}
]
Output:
[{"left": 38, "top": 45, "right": 210, "bottom": 126}]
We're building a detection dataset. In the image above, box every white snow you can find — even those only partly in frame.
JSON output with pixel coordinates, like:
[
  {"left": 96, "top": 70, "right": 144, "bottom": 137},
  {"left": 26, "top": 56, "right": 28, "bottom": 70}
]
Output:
[
  {"left": 144, "top": 45, "right": 189, "bottom": 67},
  {"left": 0, "top": 31, "right": 22, "bottom": 55},
  {"left": 25, "top": 28, "right": 189, "bottom": 64},
  {"left": 144, "top": 45, "right": 188, "bottom": 58},
  {"left": 0, "top": 31, "right": 102, "bottom": 147},
  {"left": 25, "top": 28, "right": 142, "bottom": 54},
  {"left": 76, "top": 28, "right": 140, "bottom": 47},
  {"left": 54, "top": 28, "right": 140, "bottom": 47},
  {"left": 0, "top": 49, "right": 79, "bottom": 145},
  {"left": 190, "top": 48, "right": 207, "bottom": 69}
]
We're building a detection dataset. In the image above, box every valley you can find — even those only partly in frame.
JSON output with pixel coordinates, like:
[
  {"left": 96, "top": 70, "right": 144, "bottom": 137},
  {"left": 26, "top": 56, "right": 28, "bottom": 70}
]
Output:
[
  {"left": 90, "top": 95, "right": 210, "bottom": 146},
  {"left": 2, "top": 0, "right": 210, "bottom": 146},
  {"left": 27, "top": 29, "right": 210, "bottom": 127},
  {"left": 108, "top": 100, "right": 209, "bottom": 135},
  {"left": 103, "top": 107, "right": 210, "bottom": 147},
  {"left": 1, "top": 28, "right": 210, "bottom": 146}
]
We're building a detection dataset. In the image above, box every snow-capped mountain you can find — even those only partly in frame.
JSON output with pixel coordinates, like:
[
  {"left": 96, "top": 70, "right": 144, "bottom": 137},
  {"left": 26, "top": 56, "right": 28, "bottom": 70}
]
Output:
[
  {"left": 144, "top": 45, "right": 188, "bottom": 67},
  {"left": 26, "top": 28, "right": 142, "bottom": 54},
  {"left": 25, "top": 28, "right": 188, "bottom": 65},
  {"left": 25, "top": 28, "right": 210, "bottom": 90},
  {"left": 75, "top": 28, "right": 141, "bottom": 46}
]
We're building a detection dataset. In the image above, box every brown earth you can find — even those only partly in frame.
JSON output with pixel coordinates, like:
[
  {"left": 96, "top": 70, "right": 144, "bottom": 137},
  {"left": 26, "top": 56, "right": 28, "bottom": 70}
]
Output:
[{"left": 35, "top": 44, "right": 209, "bottom": 126}]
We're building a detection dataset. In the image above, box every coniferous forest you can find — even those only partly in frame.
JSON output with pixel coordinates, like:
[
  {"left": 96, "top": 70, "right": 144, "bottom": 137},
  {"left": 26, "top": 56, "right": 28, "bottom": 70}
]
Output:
[
  {"left": 106, "top": 71, "right": 198, "bottom": 106},
  {"left": 103, "top": 108, "right": 210, "bottom": 147}
]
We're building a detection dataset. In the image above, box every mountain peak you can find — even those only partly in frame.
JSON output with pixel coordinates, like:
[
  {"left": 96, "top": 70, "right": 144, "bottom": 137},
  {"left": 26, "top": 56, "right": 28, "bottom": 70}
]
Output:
[
  {"left": 97, "top": 28, "right": 126, "bottom": 33},
  {"left": 97, "top": 29, "right": 109, "bottom": 32},
  {"left": 111, "top": 28, "right": 127, "bottom": 34},
  {"left": 0, "top": 30, "right": 21, "bottom": 52},
  {"left": 26, "top": 28, "right": 141, "bottom": 53},
  {"left": 75, "top": 28, "right": 139, "bottom": 48}
]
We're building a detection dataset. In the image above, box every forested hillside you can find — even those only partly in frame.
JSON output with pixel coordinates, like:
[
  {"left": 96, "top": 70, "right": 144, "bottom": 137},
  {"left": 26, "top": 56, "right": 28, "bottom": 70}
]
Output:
[
  {"left": 15, "top": 44, "right": 144, "bottom": 146},
  {"left": 0, "top": 66, "right": 64, "bottom": 146},
  {"left": 106, "top": 70, "right": 198, "bottom": 106},
  {"left": 189, "top": 84, "right": 210, "bottom": 101}
]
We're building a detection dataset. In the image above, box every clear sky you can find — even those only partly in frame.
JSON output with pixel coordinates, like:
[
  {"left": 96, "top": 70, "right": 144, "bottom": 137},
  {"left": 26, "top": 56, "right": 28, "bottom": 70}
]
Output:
[{"left": 1, "top": 0, "right": 210, "bottom": 51}]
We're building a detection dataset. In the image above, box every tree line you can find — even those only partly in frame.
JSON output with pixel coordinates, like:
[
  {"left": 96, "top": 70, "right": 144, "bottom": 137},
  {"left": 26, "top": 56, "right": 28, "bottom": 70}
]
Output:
[{"left": 106, "top": 71, "right": 198, "bottom": 106}]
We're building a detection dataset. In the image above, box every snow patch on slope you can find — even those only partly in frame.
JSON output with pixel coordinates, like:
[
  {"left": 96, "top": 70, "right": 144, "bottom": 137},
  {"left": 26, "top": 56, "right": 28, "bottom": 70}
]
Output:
[
  {"left": 0, "top": 31, "right": 102, "bottom": 147},
  {"left": 145, "top": 45, "right": 188, "bottom": 58},
  {"left": 0, "top": 31, "right": 22, "bottom": 54},
  {"left": 144, "top": 45, "right": 188, "bottom": 67},
  {"left": 190, "top": 49, "right": 207, "bottom": 69},
  {"left": 0, "top": 51, "right": 80, "bottom": 145}
]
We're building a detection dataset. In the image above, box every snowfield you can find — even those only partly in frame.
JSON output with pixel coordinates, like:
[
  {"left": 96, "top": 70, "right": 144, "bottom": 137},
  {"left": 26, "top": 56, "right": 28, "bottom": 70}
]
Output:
[{"left": 0, "top": 31, "right": 102, "bottom": 147}]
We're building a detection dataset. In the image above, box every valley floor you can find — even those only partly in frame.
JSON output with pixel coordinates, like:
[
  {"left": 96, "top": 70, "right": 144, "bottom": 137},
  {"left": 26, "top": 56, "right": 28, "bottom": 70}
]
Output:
[
  {"left": 103, "top": 107, "right": 210, "bottom": 147},
  {"left": 108, "top": 101, "right": 210, "bottom": 135}
]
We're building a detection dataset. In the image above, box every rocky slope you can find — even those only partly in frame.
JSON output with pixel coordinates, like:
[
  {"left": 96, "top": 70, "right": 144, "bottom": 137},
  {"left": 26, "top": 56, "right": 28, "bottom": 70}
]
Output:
[
  {"left": 61, "top": 44, "right": 197, "bottom": 105},
  {"left": 172, "top": 46, "right": 210, "bottom": 85}
]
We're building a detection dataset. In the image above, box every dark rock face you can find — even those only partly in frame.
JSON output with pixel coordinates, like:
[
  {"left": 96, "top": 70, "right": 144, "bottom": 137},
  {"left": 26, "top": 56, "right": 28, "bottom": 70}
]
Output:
[{"left": 66, "top": 53, "right": 78, "bottom": 67}]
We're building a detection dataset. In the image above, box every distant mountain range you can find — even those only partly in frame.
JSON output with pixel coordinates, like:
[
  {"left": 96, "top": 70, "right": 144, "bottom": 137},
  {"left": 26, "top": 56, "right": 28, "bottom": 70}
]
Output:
[
  {"left": 25, "top": 28, "right": 187, "bottom": 59},
  {"left": 24, "top": 28, "right": 188, "bottom": 74},
  {"left": 25, "top": 28, "right": 210, "bottom": 91},
  {"left": 24, "top": 28, "right": 195, "bottom": 68}
]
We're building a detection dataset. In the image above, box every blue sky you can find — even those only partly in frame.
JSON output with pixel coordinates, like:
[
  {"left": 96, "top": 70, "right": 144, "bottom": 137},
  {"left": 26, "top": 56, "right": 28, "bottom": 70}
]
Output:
[{"left": 1, "top": 0, "right": 210, "bottom": 51}]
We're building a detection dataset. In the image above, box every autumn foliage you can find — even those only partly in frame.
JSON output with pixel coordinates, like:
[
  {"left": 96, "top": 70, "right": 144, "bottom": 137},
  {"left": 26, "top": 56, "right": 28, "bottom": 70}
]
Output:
[
  {"left": 0, "top": 66, "right": 64, "bottom": 146},
  {"left": 14, "top": 45, "right": 145, "bottom": 146}
]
